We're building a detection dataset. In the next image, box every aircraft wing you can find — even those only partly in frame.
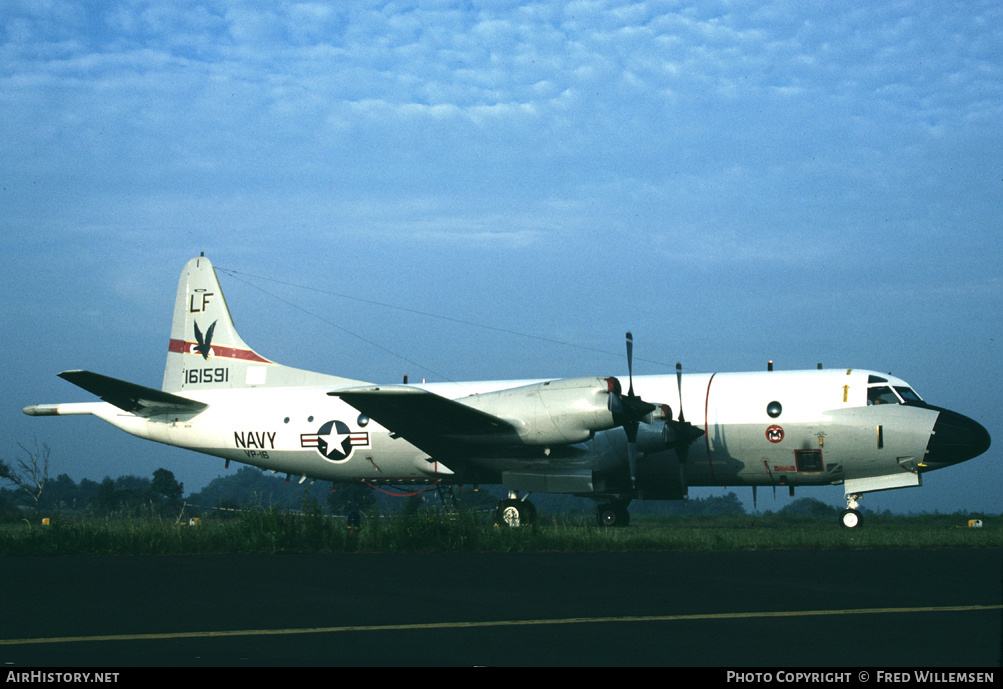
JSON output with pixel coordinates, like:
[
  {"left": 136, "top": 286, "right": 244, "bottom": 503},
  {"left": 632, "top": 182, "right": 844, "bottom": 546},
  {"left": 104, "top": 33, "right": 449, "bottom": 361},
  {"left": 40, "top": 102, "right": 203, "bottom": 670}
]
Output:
[
  {"left": 57, "top": 370, "right": 208, "bottom": 417},
  {"left": 330, "top": 386, "right": 520, "bottom": 458}
]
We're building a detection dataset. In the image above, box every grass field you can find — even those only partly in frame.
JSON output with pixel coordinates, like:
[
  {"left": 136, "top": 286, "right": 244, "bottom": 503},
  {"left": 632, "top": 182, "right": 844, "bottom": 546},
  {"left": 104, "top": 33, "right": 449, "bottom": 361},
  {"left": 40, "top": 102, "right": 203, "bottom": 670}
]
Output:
[{"left": 1, "top": 509, "right": 999, "bottom": 555}]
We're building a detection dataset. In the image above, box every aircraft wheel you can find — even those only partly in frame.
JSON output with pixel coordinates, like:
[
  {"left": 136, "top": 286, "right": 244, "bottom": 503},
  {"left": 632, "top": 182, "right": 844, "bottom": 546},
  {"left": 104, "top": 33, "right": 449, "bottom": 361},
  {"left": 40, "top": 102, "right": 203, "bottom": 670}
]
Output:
[
  {"left": 840, "top": 508, "right": 862, "bottom": 529},
  {"left": 597, "top": 504, "right": 629, "bottom": 527},
  {"left": 496, "top": 499, "right": 534, "bottom": 527}
]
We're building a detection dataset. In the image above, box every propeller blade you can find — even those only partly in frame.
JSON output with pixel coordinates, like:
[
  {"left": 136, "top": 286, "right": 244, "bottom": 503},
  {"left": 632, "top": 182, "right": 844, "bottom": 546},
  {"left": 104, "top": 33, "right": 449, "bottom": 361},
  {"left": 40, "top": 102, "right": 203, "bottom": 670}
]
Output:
[
  {"left": 626, "top": 332, "right": 635, "bottom": 397},
  {"left": 625, "top": 421, "right": 639, "bottom": 486},
  {"left": 676, "top": 362, "right": 685, "bottom": 424},
  {"left": 677, "top": 434, "right": 693, "bottom": 463}
]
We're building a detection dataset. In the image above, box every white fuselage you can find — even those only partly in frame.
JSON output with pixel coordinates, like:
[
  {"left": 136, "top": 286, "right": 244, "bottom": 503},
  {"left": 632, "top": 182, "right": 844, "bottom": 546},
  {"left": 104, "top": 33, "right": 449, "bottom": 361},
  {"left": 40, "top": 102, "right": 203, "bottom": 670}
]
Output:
[{"left": 63, "top": 368, "right": 941, "bottom": 498}]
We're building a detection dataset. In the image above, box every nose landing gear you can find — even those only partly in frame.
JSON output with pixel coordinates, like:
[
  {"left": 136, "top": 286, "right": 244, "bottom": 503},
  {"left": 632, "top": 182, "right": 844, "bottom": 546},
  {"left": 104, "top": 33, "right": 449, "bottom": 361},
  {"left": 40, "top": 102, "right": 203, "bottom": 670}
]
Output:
[{"left": 840, "top": 493, "right": 863, "bottom": 528}]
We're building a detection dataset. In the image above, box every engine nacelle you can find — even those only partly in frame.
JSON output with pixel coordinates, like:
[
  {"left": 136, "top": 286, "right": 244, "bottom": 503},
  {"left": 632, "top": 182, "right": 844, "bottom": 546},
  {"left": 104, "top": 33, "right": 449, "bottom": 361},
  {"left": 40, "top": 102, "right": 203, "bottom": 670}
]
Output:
[{"left": 462, "top": 376, "right": 617, "bottom": 446}]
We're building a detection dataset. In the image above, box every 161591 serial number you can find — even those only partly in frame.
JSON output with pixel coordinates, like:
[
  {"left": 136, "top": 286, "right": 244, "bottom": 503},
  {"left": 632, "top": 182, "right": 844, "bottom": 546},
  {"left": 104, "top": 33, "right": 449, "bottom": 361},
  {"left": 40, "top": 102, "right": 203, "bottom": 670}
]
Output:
[{"left": 184, "top": 367, "right": 229, "bottom": 385}]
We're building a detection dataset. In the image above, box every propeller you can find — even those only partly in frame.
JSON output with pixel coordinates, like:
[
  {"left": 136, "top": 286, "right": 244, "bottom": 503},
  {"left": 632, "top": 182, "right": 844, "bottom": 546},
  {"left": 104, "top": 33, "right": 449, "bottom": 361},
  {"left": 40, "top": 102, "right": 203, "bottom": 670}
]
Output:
[
  {"left": 607, "top": 332, "right": 657, "bottom": 487},
  {"left": 660, "top": 361, "right": 705, "bottom": 497},
  {"left": 607, "top": 334, "right": 704, "bottom": 494}
]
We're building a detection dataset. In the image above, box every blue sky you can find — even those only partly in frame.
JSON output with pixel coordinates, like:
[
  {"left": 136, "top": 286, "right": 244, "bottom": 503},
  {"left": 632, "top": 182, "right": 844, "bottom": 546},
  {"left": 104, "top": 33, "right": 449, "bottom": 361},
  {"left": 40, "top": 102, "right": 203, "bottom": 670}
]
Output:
[{"left": 3, "top": 1, "right": 1000, "bottom": 513}]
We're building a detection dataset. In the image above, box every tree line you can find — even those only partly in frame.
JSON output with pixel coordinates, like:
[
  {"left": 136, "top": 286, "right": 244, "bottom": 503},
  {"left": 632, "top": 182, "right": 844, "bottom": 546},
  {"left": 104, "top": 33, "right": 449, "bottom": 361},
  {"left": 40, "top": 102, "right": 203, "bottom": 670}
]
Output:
[
  {"left": 0, "top": 467, "right": 186, "bottom": 519},
  {"left": 3, "top": 443, "right": 843, "bottom": 520}
]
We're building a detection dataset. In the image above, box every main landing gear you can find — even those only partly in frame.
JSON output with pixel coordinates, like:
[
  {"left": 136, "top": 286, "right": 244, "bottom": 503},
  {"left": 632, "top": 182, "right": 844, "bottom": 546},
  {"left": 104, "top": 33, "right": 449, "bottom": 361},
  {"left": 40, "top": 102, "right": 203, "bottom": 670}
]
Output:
[
  {"left": 495, "top": 492, "right": 537, "bottom": 527},
  {"left": 840, "top": 493, "right": 863, "bottom": 528}
]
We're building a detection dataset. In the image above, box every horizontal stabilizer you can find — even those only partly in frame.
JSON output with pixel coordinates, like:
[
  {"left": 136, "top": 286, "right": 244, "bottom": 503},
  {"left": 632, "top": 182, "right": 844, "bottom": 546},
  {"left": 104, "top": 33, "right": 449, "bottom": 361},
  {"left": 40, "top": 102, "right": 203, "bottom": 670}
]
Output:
[
  {"left": 330, "top": 386, "right": 517, "bottom": 458},
  {"left": 58, "top": 370, "right": 207, "bottom": 417},
  {"left": 22, "top": 404, "right": 60, "bottom": 416}
]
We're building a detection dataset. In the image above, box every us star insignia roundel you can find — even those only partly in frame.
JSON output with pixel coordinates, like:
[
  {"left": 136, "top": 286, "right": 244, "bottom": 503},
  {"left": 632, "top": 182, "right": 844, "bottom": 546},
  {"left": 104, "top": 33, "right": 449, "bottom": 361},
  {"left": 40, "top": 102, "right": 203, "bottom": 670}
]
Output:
[{"left": 301, "top": 420, "right": 370, "bottom": 463}]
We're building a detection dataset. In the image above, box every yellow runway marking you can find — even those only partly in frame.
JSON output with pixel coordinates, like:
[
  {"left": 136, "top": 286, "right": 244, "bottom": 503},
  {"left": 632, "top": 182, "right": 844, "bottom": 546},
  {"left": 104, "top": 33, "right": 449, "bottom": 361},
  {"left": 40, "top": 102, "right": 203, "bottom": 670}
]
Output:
[{"left": 2, "top": 604, "right": 999, "bottom": 647}]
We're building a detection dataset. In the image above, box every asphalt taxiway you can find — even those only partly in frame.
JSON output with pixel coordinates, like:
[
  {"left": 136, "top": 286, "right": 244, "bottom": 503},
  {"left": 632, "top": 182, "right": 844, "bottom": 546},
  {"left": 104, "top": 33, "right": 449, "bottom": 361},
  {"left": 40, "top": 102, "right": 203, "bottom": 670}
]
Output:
[{"left": 1, "top": 549, "right": 1000, "bottom": 666}]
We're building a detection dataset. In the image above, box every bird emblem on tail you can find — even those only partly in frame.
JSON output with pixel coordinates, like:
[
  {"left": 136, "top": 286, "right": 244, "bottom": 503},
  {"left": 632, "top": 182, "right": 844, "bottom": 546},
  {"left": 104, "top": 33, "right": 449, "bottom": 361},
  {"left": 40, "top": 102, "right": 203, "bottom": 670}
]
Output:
[{"left": 193, "top": 320, "right": 217, "bottom": 360}]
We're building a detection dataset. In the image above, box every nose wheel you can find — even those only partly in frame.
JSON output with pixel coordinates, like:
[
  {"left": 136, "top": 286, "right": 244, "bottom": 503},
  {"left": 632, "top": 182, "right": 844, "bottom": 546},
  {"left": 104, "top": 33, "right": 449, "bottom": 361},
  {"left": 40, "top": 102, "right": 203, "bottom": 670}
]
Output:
[
  {"left": 840, "top": 494, "right": 863, "bottom": 528},
  {"left": 840, "top": 509, "right": 862, "bottom": 528}
]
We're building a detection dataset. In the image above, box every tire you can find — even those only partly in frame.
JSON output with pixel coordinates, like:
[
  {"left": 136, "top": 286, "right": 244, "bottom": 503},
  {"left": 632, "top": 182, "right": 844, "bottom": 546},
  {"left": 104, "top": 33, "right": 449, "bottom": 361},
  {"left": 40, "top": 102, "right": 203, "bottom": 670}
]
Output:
[
  {"left": 597, "top": 504, "right": 628, "bottom": 527},
  {"left": 496, "top": 499, "right": 534, "bottom": 527},
  {"left": 840, "top": 508, "right": 862, "bottom": 528}
]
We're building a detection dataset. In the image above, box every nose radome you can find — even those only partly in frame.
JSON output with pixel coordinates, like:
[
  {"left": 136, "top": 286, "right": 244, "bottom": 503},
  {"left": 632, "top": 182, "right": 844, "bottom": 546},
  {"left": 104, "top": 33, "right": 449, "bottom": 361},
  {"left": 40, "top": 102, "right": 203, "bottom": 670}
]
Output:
[{"left": 924, "top": 408, "right": 991, "bottom": 467}]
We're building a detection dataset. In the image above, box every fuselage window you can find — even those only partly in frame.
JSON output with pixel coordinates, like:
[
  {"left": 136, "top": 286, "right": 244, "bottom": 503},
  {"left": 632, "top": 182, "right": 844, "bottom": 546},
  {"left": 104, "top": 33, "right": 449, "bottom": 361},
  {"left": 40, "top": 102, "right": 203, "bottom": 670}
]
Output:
[
  {"left": 894, "top": 386, "right": 923, "bottom": 403},
  {"left": 867, "top": 386, "right": 900, "bottom": 405}
]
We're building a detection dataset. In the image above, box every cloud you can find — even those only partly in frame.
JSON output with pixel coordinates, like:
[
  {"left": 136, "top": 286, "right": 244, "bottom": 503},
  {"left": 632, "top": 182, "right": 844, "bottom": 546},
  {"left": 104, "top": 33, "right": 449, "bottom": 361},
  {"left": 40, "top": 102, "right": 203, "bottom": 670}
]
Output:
[{"left": 4, "top": 1, "right": 1001, "bottom": 256}]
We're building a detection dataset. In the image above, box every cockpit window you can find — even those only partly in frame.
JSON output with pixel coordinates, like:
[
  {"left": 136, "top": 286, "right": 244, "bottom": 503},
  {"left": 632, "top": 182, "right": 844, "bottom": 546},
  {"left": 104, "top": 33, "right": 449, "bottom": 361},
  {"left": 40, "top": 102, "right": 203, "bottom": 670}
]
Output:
[
  {"left": 868, "top": 386, "right": 900, "bottom": 405},
  {"left": 894, "top": 386, "right": 923, "bottom": 403},
  {"left": 868, "top": 375, "right": 888, "bottom": 384}
]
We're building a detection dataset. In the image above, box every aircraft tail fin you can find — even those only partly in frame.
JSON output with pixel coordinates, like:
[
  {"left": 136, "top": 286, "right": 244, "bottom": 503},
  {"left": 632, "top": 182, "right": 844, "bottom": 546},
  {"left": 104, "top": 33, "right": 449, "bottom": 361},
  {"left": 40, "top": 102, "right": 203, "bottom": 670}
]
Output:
[{"left": 163, "top": 256, "right": 366, "bottom": 392}]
